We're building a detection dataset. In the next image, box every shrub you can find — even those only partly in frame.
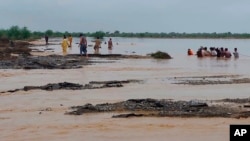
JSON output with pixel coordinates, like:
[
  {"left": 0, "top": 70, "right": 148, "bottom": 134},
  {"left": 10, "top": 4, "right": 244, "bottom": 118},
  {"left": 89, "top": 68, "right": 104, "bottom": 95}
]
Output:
[
  {"left": 91, "top": 31, "right": 105, "bottom": 39},
  {"left": 150, "top": 51, "right": 172, "bottom": 59}
]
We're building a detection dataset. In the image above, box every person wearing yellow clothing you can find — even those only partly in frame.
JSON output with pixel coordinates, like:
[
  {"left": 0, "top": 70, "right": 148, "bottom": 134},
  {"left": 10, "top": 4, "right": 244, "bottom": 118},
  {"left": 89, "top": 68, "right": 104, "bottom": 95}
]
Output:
[
  {"left": 61, "top": 35, "right": 69, "bottom": 55},
  {"left": 68, "top": 34, "right": 73, "bottom": 47}
]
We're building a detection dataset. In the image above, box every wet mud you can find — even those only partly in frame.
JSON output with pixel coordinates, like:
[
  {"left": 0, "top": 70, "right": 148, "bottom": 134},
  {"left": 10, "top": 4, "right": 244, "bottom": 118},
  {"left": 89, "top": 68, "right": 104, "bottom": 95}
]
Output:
[
  {"left": 0, "top": 80, "right": 142, "bottom": 93},
  {"left": 0, "top": 38, "right": 31, "bottom": 60},
  {"left": 171, "top": 75, "right": 250, "bottom": 85},
  {"left": 66, "top": 98, "right": 250, "bottom": 118},
  {"left": 1, "top": 38, "right": 159, "bottom": 70},
  {"left": 0, "top": 53, "right": 161, "bottom": 69},
  {"left": 0, "top": 55, "right": 92, "bottom": 69}
]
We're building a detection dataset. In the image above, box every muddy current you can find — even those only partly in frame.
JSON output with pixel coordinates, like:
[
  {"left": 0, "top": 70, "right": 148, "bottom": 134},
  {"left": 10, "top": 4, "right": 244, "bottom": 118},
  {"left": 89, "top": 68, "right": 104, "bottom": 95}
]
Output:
[{"left": 1, "top": 38, "right": 250, "bottom": 141}]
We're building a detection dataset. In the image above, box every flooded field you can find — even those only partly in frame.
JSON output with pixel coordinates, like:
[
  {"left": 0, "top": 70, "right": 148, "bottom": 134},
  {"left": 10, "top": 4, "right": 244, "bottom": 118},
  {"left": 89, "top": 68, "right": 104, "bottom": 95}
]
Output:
[{"left": 1, "top": 38, "right": 250, "bottom": 141}]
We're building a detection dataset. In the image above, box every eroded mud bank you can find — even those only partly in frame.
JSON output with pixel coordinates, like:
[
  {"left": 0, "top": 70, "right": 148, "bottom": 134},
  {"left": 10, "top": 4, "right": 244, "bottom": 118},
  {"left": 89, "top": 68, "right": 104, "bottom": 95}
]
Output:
[
  {"left": 0, "top": 80, "right": 143, "bottom": 93},
  {"left": 66, "top": 98, "right": 250, "bottom": 118}
]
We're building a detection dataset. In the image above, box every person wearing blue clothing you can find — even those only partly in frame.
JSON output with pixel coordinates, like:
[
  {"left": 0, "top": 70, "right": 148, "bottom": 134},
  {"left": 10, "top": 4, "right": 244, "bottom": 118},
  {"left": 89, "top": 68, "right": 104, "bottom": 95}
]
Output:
[{"left": 79, "top": 33, "right": 88, "bottom": 58}]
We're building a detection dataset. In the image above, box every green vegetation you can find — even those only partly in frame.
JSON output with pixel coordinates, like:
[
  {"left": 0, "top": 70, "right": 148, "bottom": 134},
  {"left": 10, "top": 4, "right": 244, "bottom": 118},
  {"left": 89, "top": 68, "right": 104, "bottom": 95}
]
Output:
[
  {"left": 0, "top": 26, "right": 107, "bottom": 40},
  {"left": 1, "top": 26, "right": 250, "bottom": 40},
  {"left": 150, "top": 51, "right": 172, "bottom": 59},
  {"left": 90, "top": 31, "right": 106, "bottom": 39},
  {"left": 1, "top": 26, "right": 31, "bottom": 40},
  {"left": 106, "top": 31, "right": 250, "bottom": 39}
]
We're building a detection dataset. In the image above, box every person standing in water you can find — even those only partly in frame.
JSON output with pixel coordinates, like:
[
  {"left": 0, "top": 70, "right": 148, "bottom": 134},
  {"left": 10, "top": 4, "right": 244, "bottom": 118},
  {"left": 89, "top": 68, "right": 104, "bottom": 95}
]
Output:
[
  {"left": 224, "top": 48, "right": 232, "bottom": 58},
  {"left": 108, "top": 38, "right": 113, "bottom": 54},
  {"left": 61, "top": 35, "right": 69, "bottom": 55},
  {"left": 108, "top": 38, "right": 113, "bottom": 50},
  {"left": 187, "top": 48, "right": 194, "bottom": 55},
  {"left": 79, "top": 33, "right": 88, "bottom": 58},
  {"left": 68, "top": 34, "right": 73, "bottom": 47},
  {"left": 233, "top": 48, "right": 239, "bottom": 58},
  {"left": 45, "top": 35, "right": 49, "bottom": 45},
  {"left": 94, "top": 37, "right": 101, "bottom": 54}
]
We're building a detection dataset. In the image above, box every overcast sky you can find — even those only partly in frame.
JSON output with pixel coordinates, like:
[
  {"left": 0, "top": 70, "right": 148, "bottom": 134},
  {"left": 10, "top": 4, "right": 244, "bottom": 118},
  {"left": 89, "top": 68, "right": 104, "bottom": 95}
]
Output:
[{"left": 1, "top": 0, "right": 250, "bottom": 33}]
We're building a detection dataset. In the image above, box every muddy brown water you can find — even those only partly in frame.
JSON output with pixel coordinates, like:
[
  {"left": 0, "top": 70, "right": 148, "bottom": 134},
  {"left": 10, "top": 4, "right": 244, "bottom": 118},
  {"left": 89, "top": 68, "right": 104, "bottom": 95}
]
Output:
[{"left": 1, "top": 38, "right": 250, "bottom": 141}]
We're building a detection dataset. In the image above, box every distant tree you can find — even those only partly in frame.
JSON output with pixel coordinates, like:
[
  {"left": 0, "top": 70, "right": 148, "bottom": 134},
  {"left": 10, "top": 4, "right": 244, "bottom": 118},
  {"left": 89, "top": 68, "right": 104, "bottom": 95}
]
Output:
[
  {"left": 20, "top": 27, "right": 31, "bottom": 39},
  {"left": 139, "top": 33, "right": 145, "bottom": 37},
  {"left": 91, "top": 31, "right": 105, "bottom": 39},
  {"left": 53, "top": 31, "right": 62, "bottom": 37},
  {"left": 114, "top": 30, "right": 120, "bottom": 34},
  {"left": 64, "top": 31, "right": 69, "bottom": 36},
  {"left": 113, "top": 30, "right": 120, "bottom": 37},
  {"left": 7, "top": 26, "right": 21, "bottom": 39},
  {"left": 45, "top": 30, "right": 53, "bottom": 36},
  {"left": 3, "top": 25, "right": 250, "bottom": 39},
  {"left": 33, "top": 31, "right": 44, "bottom": 38},
  {"left": 105, "top": 32, "right": 110, "bottom": 37}
]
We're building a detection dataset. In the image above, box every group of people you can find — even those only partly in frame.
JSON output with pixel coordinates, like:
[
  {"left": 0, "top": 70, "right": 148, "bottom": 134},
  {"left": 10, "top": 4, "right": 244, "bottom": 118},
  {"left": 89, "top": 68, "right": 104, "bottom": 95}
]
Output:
[
  {"left": 59, "top": 34, "right": 113, "bottom": 57},
  {"left": 188, "top": 46, "right": 239, "bottom": 58}
]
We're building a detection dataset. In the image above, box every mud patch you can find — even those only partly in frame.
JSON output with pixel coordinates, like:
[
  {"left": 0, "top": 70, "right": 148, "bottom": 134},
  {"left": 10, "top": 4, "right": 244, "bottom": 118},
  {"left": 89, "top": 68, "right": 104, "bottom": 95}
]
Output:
[
  {"left": 170, "top": 75, "right": 250, "bottom": 85},
  {"left": 0, "top": 55, "right": 113, "bottom": 69},
  {"left": 66, "top": 98, "right": 250, "bottom": 118},
  {"left": 216, "top": 98, "right": 250, "bottom": 104},
  {"left": 0, "top": 53, "right": 156, "bottom": 70},
  {"left": 0, "top": 80, "right": 142, "bottom": 93},
  {"left": 0, "top": 38, "right": 32, "bottom": 60}
]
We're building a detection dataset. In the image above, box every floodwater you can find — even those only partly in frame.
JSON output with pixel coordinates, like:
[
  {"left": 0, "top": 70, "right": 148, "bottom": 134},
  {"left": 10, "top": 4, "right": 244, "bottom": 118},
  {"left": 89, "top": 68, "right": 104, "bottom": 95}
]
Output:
[
  {"left": 32, "top": 37, "right": 250, "bottom": 75},
  {"left": 36, "top": 37, "right": 250, "bottom": 55},
  {"left": 1, "top": 38, "right": 250, "bottom": 141}
]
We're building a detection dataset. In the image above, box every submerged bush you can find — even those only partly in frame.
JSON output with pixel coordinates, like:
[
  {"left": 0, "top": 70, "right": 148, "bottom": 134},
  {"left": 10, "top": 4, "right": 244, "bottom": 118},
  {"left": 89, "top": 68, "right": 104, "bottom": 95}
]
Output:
[{"left": 150, "top": 51, "right": 172, "bottom": 59}]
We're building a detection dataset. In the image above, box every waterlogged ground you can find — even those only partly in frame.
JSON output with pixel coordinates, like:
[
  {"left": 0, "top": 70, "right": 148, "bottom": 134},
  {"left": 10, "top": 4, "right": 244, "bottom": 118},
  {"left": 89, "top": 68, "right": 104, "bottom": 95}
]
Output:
[{"left": 1, "top": 38, "right": 250, "bottom": 141}]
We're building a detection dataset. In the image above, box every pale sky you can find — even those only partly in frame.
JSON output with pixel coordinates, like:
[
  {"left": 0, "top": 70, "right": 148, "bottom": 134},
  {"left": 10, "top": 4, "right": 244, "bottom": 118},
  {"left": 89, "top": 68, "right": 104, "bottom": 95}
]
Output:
[{"left": 1, "top": 0, "right": 250, "bottom": 33}]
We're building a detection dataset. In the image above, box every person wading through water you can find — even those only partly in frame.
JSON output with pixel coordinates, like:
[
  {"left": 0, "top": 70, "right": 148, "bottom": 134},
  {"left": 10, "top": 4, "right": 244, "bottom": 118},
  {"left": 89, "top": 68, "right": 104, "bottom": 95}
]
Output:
[{"left": 79, "top": 33, "right": 88, "bottom": 58}]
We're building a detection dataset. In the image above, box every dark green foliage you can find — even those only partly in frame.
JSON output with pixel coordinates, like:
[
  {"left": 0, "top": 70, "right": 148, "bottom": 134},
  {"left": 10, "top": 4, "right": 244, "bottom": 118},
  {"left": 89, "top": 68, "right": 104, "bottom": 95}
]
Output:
[
  {"left": 107, "top": 32, "right": 250, "bottom": 39},
  {"left": 1, "top": 25, "right": 250, "bottom": 40},
  {"left": 20, "top": 27, "right": 31, "bottom": 39},
  {"left": 150, "top": 51, "right": 172, "bottom": 59},
  {"left": 0, "top": 26, "right": 31, "bottom": 40},
  {"left": 90, "top": 31, "right": 105, "bottom": 39},
  {"left": 45, "top": 30, "right": 53, "bottom": 36},
  {"left": 7, "top": 26, "right": 20, "bottom": 39}
]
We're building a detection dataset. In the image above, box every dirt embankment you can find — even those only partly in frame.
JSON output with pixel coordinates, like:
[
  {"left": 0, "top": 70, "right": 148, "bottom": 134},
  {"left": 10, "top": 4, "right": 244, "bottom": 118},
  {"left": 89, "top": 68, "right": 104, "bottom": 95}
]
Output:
[
  {"left": 0, "top": 38, "right": 31, "bottom": 60},
  {"left": 0, "top": 55, "right": 92, "bottom": 69},
  {"left": 0, "top": 53, "right": 169, "bottom": 70},
  {"left": 1, "top": 38, "right": 172, "bottom": 69},
  {"left": 66, "top": 98, "right": 250, "bottom": 119},
  {"left": 0, "top": 80, "right": 142, "bottom": 93}
]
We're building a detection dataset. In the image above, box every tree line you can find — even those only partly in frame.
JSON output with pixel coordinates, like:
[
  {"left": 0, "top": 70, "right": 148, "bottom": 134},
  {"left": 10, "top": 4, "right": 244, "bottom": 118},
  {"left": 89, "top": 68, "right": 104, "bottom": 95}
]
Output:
[
  {"left": 0, "top": 26, "right": 106, "bottom": 40},
  {"left": 108, "top": 31, "right": 250, "bottom": 39},
  {"left": 1, "top": 26, "right": 250, "bottom": 40}
]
